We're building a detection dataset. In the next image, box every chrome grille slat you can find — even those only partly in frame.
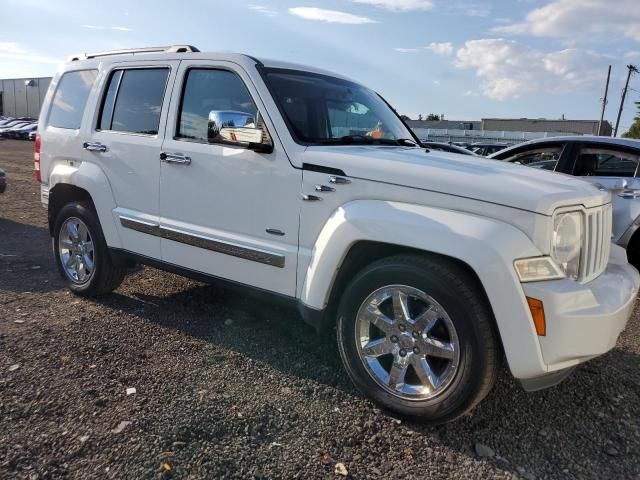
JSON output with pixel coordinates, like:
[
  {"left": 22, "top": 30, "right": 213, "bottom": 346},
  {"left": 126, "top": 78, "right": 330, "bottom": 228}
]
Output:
[{"left": 580, "top": 205, "right": 612, "bottom": 283}]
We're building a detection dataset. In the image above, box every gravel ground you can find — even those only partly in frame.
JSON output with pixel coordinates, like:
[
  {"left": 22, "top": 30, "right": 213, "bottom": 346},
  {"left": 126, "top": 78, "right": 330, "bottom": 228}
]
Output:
[{"left": 0, "top": 139, "right": 639, "bottom": 479}]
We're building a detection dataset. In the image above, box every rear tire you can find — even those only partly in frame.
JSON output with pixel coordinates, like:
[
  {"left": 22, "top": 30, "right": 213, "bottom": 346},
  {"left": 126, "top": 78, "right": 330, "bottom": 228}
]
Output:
[
  {"left": 53, "top": 201, "right": 125, "bottom": 296},
  {"left": 336, "top": 254, "right": 499, "bottom": 424}
]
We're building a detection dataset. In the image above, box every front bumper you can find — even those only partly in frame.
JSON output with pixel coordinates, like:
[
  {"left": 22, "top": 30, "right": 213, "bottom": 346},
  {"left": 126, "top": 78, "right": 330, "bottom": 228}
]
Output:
[{"left": 522, "top": 244, "right": 639, "bottom": 375}]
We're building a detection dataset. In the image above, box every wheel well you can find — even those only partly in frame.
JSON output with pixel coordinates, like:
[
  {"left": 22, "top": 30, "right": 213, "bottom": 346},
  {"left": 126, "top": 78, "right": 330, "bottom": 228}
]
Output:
[
  {"left": 626, "top": 228, "right": 640, "bottom": 270},
  {"left": 48, "top": 184, "right": 93, "bottom": 234},
  {"left": 324, "top": 241, "right": 499, "bottom": 336}
]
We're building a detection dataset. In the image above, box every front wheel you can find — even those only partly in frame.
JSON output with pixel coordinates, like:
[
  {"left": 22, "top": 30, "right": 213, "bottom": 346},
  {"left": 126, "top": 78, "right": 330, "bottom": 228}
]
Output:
[
  {"left": 53, "top": 202, "right": 125, "bottom": 296},
  {"left": 336, "top": 254, "right": 500, "bottom": 424}
]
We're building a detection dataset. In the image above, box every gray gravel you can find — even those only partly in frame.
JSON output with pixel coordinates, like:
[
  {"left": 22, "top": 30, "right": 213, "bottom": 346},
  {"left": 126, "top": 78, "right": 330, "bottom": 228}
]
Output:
[{"left": 1, "top": 139, "right": 639, "bottom": 479}]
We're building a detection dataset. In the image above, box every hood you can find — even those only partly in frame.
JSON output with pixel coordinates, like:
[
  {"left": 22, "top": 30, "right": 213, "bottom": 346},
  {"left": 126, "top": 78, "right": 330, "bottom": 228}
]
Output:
[{"left": 303, "top": 146, "right": 610, "bottom": 215}]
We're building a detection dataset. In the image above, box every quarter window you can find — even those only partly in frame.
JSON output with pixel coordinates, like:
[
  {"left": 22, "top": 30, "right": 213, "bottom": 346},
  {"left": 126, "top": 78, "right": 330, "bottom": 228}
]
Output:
[
  {"left": 98, "top": 68, "right": 169, "bottom": 135},
  {"left": 48, "top": 70, "right": 97, "bottom": 129},
  {"left": 177, "top": 69, "right": 258, "bottom": 143},
  {"left": 573, "top": 147, "right": 640, "bottom": 177}
]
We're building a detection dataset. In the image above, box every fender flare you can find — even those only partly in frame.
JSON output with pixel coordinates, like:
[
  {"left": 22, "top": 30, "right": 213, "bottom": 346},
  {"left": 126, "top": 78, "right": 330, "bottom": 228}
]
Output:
[
  {"left": 48, "top": 161, "right": 122, "bottom": 248},
  {"left": 300, "top": 200, "right": 547, "bottom": 379}
]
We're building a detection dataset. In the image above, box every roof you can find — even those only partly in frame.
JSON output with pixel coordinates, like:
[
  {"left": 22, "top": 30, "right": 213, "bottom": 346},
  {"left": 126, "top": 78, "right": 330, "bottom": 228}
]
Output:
[
  {"left": 489, "top": 135, "right": 640, "bottom": 158},
  {"left": 63, "top": 48, "right": 356, "bottom": 82}
]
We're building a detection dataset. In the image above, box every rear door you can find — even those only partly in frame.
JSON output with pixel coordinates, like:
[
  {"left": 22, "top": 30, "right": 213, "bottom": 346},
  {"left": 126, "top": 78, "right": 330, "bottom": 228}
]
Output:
[{"left": 83, "top": 61, "right": 179, "bottom": 259}]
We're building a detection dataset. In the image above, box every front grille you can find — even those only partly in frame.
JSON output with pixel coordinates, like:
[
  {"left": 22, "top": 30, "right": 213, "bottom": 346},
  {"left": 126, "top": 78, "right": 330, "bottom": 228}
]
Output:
[{"left": 580, "top": 204, "right": 612, "bottom": 283}]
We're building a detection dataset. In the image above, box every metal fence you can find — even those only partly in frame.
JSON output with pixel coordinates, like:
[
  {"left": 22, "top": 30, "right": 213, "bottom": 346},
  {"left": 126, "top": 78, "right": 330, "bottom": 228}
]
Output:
[{"left": 411, "top": 128, "right": 582, "bottom": 145}]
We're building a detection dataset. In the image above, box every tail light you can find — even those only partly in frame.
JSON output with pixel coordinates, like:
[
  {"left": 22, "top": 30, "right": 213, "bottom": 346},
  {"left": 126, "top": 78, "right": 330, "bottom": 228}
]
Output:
[{"left": 34, "top": 134, "right": 41, "bottom": 182}]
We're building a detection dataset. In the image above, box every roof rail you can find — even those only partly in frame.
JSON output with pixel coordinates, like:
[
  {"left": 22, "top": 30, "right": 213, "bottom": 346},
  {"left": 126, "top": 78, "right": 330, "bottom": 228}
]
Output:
[{"left": 69, "top": 45, "right": 200, "bottom": 61}]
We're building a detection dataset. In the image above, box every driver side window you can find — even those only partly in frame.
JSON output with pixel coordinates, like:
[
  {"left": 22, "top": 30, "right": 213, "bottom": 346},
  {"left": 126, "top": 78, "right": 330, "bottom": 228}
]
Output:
[
  {"left": 177, "top": 68, "right": 258, "bottom": 143},
  {"left": 503, "top": 145, "right": 564, "bottom": 171}
]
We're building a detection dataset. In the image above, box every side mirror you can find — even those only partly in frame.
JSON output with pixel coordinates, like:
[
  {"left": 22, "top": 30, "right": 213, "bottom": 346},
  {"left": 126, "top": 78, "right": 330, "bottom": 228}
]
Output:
[{"left": 208, "top": 110, "right": 273, "bottom": 153}]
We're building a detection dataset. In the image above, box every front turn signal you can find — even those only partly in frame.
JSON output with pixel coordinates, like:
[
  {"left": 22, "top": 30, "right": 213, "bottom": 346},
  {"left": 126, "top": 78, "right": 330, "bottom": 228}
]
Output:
[{"left": 526, "top": 297, "right": 546, "bottom": 336}]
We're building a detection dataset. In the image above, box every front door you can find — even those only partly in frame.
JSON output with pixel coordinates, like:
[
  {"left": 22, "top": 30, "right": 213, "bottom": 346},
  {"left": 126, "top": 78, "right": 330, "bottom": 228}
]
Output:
[{"left": 158, "top": 61, "right": 301, "bottom": 296}]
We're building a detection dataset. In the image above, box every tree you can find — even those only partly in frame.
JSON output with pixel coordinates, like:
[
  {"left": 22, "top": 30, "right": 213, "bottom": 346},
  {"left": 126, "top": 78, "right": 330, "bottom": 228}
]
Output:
[
  {"left": 399, "top": 114, "right": 411, "bottom": 121},
  {"left": 622, "top": 101, "right": 640, "bottom": 139},
  {"left": 426, "top": 113, "right": 440, "bottom": 121},
  {"left": 418, "top": 114, "right": 423, "bottom": 121}
]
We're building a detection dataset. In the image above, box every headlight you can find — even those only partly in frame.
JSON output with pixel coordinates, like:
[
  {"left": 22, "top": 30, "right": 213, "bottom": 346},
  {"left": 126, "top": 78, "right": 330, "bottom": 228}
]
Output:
[{"left": 551, "top": 211, "right": 583, "bottom": 279}]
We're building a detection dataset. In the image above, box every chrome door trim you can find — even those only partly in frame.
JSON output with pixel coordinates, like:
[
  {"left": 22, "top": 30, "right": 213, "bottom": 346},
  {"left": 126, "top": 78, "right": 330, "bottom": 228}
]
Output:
[{"left": 119, "top": 216, "right": 285, "bottom": 268}]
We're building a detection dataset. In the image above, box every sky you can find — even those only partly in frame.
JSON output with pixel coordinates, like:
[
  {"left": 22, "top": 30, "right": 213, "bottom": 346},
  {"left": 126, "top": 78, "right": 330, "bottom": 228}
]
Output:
[{"left": 1, "top": 0, "right": 639, "bottom": 134}]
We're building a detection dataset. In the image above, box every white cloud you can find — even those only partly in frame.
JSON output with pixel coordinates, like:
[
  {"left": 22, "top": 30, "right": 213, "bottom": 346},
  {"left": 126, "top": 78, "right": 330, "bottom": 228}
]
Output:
[
  {"left": 492, "top": 0, "right": 640, "bottom": 43},
  {"left": 625, "top": 51, "right": 640, "bottom": 58},
  {"left": 82, "top": 25, "right": 132, "bottom": 31},
  {"left": 426, "top": 42, "right": 454, "bottom": 56},
  {"left": 351, "top": 0, "right": 433, "bottom": 11},
  {"left": 395, "top": 47, "right": 420, "bottom": 53},
  {"left": 452, "top": 2, "right": 490, "bottom": 17},
  {"left": 455, "top": 38, "right": 610, "bottom": 101},
  {"left": 289, "top": 7, "right": 376, "bottom": 24},
  {"left": 0, "top": 42, "right": 61, "bottom": 78},
  {"left": 249, "top": 5, "right": 278, "bottom": 17}
]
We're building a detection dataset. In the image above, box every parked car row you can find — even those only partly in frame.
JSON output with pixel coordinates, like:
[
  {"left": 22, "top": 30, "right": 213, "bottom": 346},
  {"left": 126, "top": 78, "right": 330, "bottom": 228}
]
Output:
[{"left": 0, "top": 116, "right": 38, "bottom": 140}]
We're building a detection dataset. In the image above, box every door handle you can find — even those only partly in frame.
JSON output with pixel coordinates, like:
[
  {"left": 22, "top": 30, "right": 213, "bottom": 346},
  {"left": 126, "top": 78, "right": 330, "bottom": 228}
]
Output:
[
  {"left": 82, "top": 142, "right": 108, "bottom": 152},
  {"left": 160, "top": 152, "right": 191, "bottom": 165}
]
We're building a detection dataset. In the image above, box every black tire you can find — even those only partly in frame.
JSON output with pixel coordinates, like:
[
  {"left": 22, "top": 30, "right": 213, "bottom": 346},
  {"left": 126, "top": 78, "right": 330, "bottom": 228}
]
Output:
[
  {"left": 53, "top": 201, "right": 125, "bottom": 296},
  {"left": 336, "top": 254, "right": 499, "bottom": 424}
]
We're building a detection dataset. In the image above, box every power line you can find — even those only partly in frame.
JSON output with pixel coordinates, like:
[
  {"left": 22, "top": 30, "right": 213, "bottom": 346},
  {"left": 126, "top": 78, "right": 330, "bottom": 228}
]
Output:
[{"left": 613, "top": 64, "right": 638, "bottom": 137}]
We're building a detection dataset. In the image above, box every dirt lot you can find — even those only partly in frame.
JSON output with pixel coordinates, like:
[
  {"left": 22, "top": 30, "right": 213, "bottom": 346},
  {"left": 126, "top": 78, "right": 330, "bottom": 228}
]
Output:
[{"left": 0, "top": 139, "right": 639, "bottom": 479}]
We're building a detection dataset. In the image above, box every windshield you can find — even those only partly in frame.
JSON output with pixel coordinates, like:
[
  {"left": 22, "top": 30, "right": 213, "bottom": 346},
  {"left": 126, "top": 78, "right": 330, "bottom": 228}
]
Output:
[{"left": 263, "top": 68, "right": 416, "bottom": 146}]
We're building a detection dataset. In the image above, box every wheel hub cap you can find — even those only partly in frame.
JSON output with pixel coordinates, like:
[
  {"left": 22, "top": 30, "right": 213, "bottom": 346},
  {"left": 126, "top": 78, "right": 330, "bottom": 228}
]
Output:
[
  {"left": 58, "top": 217, "right": 95, "bottom": 285},
  {"left": 355, "top": 285, "right": 460, "bottom": 400}
]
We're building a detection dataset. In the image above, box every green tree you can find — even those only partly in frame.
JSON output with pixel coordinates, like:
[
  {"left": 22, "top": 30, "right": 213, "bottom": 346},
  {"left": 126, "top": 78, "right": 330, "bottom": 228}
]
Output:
[
  {"left": 622, "top": 101, "right": 640, "bottom": 139},
  {"left": 426, "top": 113, "right": 440, "bottom": 121}
]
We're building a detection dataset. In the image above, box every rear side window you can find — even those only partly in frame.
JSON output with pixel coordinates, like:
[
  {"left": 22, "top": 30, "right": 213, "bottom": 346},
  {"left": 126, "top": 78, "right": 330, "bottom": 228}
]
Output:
[
  {"left": 48, "top": 70, "right": 97, "bottom": 129},
  {"left": 573, "top": 147, "right": 640, "bottom": 177},
  {"left": 98, "top": 68, "right": 169, "bottom": 135}
]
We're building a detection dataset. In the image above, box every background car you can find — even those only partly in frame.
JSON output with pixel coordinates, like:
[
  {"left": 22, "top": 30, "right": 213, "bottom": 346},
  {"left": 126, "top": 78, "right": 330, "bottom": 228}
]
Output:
[
  {"left": 422, "top": 141, "right": 478, "bottom": 156},
  {"left": 28, "top": 130, "right": 37, "bottom": 141},
  {"left": 0, "top": 168, "right": 6, "bottom": 193},
  {"left": 0, "top": 122, "right": 33, "bottom": 138},
  {"left": 7, "top": 123, "right": 37, "bottom": 140},
  {"left": 490, "top": 136, "right": 640, "bottom": 268},
  {"left": 467, "top": 142, "right": 512, "bottom": 156}
]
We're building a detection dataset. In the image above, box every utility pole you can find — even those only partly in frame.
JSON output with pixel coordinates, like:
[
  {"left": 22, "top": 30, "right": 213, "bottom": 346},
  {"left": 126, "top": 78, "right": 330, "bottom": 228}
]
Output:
[
  {"left": 614, "top": 64, "right": 638, "bottom": 137},
  {"left": 598, "top": 65, "right": 611, "bottom": 136}
]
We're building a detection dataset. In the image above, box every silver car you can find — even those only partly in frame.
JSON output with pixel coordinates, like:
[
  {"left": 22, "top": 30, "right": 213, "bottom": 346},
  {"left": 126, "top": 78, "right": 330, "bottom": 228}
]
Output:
[{"left": 491, "top": 136, "right": 640, "bottom": 268}]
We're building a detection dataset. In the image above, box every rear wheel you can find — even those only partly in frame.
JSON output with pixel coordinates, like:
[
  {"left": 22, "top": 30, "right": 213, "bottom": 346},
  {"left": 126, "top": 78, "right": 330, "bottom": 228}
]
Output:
[
  {"left": 337, "top": 254, "right": 499, "bottom": 424},
  {"left": 53, "top": 202, "right": 125, "bottom": 296}
]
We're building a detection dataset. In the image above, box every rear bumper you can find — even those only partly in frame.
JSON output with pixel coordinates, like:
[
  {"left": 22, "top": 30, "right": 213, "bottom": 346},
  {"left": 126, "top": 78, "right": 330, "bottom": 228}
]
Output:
[{"left": 521, "top": 244, "right": 639, "bottom": 377}]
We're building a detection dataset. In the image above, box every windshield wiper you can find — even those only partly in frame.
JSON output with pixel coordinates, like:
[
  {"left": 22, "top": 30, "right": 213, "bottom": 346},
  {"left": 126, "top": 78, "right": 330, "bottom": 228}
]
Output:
[{"left": 319, "top": 135, "right": 417, "bottom": 146}]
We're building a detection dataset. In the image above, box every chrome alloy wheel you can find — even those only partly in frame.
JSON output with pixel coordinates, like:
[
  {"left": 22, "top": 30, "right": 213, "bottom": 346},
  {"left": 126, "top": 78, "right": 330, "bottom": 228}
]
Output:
[
  {"left": 58, "top": 217, "right": 95, "bottom": 284},
  {"left": 355, "top": 285, "right": 460, "bottom": 400}
]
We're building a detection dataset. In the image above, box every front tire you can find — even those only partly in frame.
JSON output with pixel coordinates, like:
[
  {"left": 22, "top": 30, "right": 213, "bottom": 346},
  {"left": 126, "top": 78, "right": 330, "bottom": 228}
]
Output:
[
  {"left": 53, "top": 202, "right": 125, "bottom": 296},
  {"left": 336, "top": 254, "right": 499, "bottom": 424}
]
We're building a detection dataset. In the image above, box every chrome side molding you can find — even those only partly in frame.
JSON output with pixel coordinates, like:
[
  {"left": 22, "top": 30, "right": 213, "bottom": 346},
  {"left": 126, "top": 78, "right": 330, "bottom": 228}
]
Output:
[{"left": 119, "top": 216, "right": 285, "bottom": 268}]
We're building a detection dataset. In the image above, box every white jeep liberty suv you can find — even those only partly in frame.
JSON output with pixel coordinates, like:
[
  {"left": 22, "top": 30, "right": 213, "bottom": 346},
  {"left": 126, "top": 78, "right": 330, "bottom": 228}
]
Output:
[{"left": 36, "top": 45, "right": 639, "bottom": 424}]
